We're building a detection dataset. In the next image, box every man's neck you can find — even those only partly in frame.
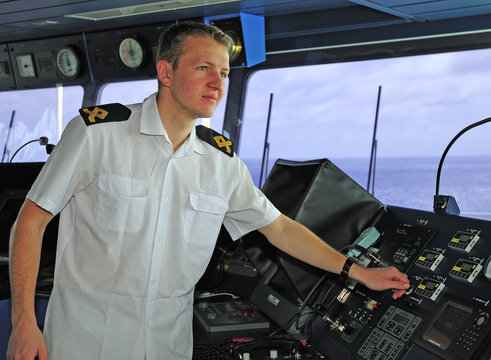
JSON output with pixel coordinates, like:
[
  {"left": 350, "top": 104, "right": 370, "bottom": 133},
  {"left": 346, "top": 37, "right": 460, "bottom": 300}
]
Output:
[{"left": 156, "top": 93, "right": 196, "bottom": 152}]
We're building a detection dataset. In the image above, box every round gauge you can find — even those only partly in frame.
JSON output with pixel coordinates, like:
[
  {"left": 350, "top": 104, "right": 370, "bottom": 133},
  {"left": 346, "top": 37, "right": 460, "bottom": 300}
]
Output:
[
  {"left": 56, "top": 47, "right": 80, "bottom": 78},
  {"left": 118, "top": 37, "right": 144, "bottom": 69}
]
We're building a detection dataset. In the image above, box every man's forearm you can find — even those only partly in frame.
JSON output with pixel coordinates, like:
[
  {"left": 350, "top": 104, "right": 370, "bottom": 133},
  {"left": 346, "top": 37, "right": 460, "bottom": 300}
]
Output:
[
  {"left": 9, "top": 200, "right": 52, "bottom": 325},
  {"left": 260, "top": 214, "right": 348, "bottom": 275},
  {"left": 259, "top": 214, "right": 410, "bottom": 297},
  {"left": 10, "top": 225, "right": 43, "bottom": 324}
]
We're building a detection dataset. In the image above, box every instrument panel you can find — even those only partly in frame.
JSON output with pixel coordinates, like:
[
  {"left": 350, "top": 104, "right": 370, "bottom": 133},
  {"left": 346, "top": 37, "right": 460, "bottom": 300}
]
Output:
[
  {"left": 191, "top": 205, "right": 491, "bottom": 360},
  {"left": 306, "top": 205, "right": 491, "bottom": 360},
  {"left": 0, "top": 23, "right": 165, "bottom": 91}
]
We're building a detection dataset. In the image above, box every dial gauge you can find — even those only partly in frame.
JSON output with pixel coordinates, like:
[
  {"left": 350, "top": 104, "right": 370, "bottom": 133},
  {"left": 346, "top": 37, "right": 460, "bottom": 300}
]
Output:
[
  {"left": 56, "top": 47, "right": 80, "bottom": 78},
  {"left": 118, "top": 37, "right": 144, "bottom": 69},
  {"left": 16, "top": 54, "right": 36, "bottom": 78}
]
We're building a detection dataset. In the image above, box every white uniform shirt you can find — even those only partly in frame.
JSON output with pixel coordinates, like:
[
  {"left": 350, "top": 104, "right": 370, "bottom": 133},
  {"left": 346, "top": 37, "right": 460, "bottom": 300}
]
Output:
[{"left": 27, "top": 93, "right": 280, "bottom": 360}]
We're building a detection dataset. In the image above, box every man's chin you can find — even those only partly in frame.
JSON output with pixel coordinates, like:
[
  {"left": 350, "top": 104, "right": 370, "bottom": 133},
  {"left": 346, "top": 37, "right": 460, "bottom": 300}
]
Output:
[{"left": 195, "top": 110, "right": 215, "bottom": 120}]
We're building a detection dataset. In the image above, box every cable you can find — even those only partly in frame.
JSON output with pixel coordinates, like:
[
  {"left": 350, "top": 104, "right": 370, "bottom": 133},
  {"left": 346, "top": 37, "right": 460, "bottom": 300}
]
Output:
[
  {"left": 195, "top": 292, "right": 239, "bottom": 300},
  {"left": 435, "top": 116, "right": 491, "bottom": 196},
  {"left": 9, "top": 137, "right": 53, "bottom": 162},
  {"left": 268, "top": 273, "right": 331, "bottom": 337}
]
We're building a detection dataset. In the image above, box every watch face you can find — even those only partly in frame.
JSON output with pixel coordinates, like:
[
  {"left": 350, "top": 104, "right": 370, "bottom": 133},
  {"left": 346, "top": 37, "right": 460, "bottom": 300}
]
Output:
[
  {"left": 118, "top": 37, "right": 144, "bottom": 69},
  {"left": 16, "top": 54, "right": 36, "bottom": 78},
  {"left": 56, "top": 47, "right": 80, "bottom": 78}
]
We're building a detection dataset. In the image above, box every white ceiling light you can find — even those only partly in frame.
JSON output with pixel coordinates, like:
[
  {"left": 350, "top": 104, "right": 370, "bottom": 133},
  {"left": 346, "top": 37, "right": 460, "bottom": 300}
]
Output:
[{"left": 65, "top": 0, "right": 242, "bottom": 21}]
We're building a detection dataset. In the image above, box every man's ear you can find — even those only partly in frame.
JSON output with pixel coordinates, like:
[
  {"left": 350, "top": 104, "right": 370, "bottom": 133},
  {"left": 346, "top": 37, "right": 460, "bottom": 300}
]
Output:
[{"left": 157, "top": 60, "right": 173, "bottom": 88}]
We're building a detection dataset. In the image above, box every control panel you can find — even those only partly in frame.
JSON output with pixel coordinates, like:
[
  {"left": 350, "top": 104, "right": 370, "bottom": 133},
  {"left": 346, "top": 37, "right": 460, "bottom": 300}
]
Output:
[
  {"left": 449, "top": 258, "right": 483, "bottom": 282},
  {"left": 193, "top": 298, "right": 270, "bottom": 333},
  {"left": 416, "top": 294, "right": 491, "bottom": 360},
  {"left": 295, "top": 206, "right": 491, "bottom": 360},
  {"left": 193, "top": 205, "right": 491, "bottom": 360},
  {"left": 357, "top": 305, "right": 422, "bottom": 360},
  {"left": 376, "top": 222, "right": 437, "bottom": 272},
  {"left": 448, "top": 230, "right": 479, "bottom": 252},
  {"left": 193, "top": 337, "right": 323, "bottom": 359},
  {"left": 415, "top": 248, "right": 444, "bottom": 271},
  {"left": 349, "top": 207, "right": 491, "bottom": 360},
  {"left": 414, "top": 277, "right": 446, "bottom": 301}
]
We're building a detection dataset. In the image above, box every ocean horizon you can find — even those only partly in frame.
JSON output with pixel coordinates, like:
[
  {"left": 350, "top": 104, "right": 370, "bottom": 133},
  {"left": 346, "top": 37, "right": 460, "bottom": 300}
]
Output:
[{"left": 242, "top": 155, "right": 491, "bottom": 216}]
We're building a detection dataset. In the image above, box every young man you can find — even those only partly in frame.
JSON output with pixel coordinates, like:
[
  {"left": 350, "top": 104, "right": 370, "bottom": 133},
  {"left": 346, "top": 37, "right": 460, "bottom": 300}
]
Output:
[{"left": 7, "top": 22, "right": 409, "bottom": 360}]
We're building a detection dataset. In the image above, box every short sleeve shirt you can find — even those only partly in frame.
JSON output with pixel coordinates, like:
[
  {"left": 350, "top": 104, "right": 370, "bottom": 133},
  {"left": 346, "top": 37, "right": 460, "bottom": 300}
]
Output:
[{"left": 27, "top": 93, "right": 280, "bottom": 360}]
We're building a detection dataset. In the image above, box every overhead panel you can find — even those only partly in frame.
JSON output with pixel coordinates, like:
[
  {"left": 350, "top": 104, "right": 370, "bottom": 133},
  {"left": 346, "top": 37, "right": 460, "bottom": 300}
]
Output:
[
  {"left": 84, "top": 23, "right": 164, "bottom": 82},
  {"left": 9, "top": 35, "right": 91, "bottom": 89},
  {"left": 354, "top": 0, "right": 491, "bottom": 21},
  {"left": 347, "top": 0, "right": 425, "bottom": 22},
  {"left": 396, "top": 3, "right": 491, "bottom": 21}
]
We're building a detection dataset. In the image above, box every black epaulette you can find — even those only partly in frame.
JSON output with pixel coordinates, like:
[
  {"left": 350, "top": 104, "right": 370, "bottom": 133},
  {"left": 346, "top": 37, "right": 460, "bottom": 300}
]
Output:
[
  {"left": 79, "top": 103, "right": 131, "bottom": 126},
  {"left": 195, "top": 125, "right": 234, "bottom": 157}
]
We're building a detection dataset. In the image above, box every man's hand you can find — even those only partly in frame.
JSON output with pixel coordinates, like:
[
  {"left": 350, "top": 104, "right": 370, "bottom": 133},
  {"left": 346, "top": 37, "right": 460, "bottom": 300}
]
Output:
[
  {"left": 353, "top": 265, "right": 410, "bottom": 299},
  {"left": 7, "top": 316, "right": 48, "bottom": 360}
]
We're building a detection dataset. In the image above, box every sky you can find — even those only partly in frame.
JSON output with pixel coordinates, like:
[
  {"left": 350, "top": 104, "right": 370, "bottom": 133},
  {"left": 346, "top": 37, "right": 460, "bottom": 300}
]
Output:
[{"left": 238, "top": 47, "right": 491, "bottom": 161}]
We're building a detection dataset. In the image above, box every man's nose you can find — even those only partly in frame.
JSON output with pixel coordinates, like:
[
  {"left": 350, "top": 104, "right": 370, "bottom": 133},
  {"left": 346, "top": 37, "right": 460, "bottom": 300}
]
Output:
[{"left": 208, "top": 72, "right": 225, "bottom": 90}]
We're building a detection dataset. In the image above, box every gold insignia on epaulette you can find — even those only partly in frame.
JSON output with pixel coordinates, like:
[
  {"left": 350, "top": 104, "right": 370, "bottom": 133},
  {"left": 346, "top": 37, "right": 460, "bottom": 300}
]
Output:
[
  {"left": 195, "top": 125, "right": 234, "bottom": 157},
  {"left": 82, "top": 107, "right": 108, "bottom": 124},
  {"left": 79, "top": 103, "right": 131, "bottom": 126},
  {"left": 213, "top": 135, "right": 232, "bottom": 155}
]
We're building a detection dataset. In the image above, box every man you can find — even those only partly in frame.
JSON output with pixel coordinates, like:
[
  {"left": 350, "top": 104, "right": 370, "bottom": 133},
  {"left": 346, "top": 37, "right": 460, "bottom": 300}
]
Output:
[{"left": 7, "top": 21, "right": 409, "bottom": 360}]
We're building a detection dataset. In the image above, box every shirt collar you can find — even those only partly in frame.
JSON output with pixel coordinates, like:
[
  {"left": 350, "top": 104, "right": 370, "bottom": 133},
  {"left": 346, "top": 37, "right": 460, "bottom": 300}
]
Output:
[
  {"left": 140, "top": 93, "right": 166, "bottom": 137},
  {"left": 140, "top": 92, "right": 206, "bottom": 156},
  {"left": 188, "top": 126, "right": 207, "bottom": 156}
]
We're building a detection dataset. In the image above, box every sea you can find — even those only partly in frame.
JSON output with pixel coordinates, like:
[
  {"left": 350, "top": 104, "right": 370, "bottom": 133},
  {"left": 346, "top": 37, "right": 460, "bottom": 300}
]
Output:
[{"left": 242, "top": 156, "right": 491, "bottom": 219}]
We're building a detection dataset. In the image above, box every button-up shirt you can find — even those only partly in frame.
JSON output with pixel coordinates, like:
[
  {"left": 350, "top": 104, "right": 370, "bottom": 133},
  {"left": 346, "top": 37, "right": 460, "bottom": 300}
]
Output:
[{"left": 27, "top": 93, "right": 280, "bottom": 360}]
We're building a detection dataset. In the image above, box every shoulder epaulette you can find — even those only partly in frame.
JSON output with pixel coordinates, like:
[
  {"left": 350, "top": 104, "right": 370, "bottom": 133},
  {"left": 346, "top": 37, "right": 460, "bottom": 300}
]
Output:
[
  {"left": 195, "top": 125, "right": 234, "bottom": 157},
  {"left": 79, "top": 103, "right": 131, "bottom": 126}
]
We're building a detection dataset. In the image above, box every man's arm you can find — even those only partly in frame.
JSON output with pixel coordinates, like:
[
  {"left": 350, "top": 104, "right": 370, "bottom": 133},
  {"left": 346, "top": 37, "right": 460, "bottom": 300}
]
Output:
[
  {"left": 258, "top": 214, "right": 410, "bottom": 299},
  {"left": 7, "top": 199, "right": 53, "bottom": 360}
]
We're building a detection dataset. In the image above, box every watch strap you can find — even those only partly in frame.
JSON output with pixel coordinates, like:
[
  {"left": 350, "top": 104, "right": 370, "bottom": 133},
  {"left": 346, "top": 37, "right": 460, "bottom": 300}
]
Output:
[{"left": 341, "top": 257, "right": 356, "bottom": 280}]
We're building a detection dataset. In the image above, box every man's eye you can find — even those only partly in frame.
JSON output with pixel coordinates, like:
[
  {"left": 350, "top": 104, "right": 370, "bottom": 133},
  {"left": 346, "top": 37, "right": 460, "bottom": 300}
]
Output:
[
  {"left": 220, "top": 72, "right": 228, "bottom": 79},
  {"left": 198, "top": 66, "right": 207, "bottom": 71}
]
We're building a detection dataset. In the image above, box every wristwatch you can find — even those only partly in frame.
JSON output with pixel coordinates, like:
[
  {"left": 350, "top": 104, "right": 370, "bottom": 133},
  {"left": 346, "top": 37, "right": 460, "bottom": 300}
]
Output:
[{"left": 341, "top": 257, "right": 357, "bottom": 280}]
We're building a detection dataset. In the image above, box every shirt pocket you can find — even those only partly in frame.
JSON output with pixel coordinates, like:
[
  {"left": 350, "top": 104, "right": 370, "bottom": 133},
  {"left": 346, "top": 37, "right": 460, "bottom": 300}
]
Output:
[
  {"left": 96, "top": 173, "right": 148, "bottom": 233},
  {"left": 185, "top": 192, "right": 228, "bottom": 245}
]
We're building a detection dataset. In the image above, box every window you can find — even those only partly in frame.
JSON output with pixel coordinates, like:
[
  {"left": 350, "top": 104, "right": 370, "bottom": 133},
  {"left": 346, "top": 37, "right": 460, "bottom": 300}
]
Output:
[
  {"left": 0, "top": 85, "right": 83, "bottom": 163},
  {"left": 99, "top": 79, "right": 157, "bottom": 105},
  {"left": 240, "top": 48, "right": 491, "bottom": 216}
]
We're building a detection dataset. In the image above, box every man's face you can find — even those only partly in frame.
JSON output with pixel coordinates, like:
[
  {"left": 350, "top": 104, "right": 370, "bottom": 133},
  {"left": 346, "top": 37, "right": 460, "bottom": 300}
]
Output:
[{"left": 164, "top": 36, "right": 229, "bottom": 120}]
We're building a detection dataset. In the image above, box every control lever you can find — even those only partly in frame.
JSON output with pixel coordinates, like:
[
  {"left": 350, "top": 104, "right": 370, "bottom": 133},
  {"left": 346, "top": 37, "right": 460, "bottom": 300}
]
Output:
[
  {"left": 321, "top": 313, "right": 354, "bottom": 334},
  {"left": 365, "top": 250, "right": 391, "bottom": 268}
]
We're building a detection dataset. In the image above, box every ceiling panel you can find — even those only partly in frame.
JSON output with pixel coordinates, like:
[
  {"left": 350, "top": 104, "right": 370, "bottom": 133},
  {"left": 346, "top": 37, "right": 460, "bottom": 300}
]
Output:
[
  {"left": 413, "top": 5, "right": 491, "bottom": 20},
  {"left": 1, "top": 0, "right": 491, "bottom": 45},
  {"left": 394, "top": 0, "right": 491, "bottom": 13},
  {"left": 361, "top": 0, "right": 491, "bottom": 20},
  {"left": 0, "top": 0, "right": 96, "bottom": 14},
  {"left": 372, "top": 0, "right": 491, "bottom": 8}
]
